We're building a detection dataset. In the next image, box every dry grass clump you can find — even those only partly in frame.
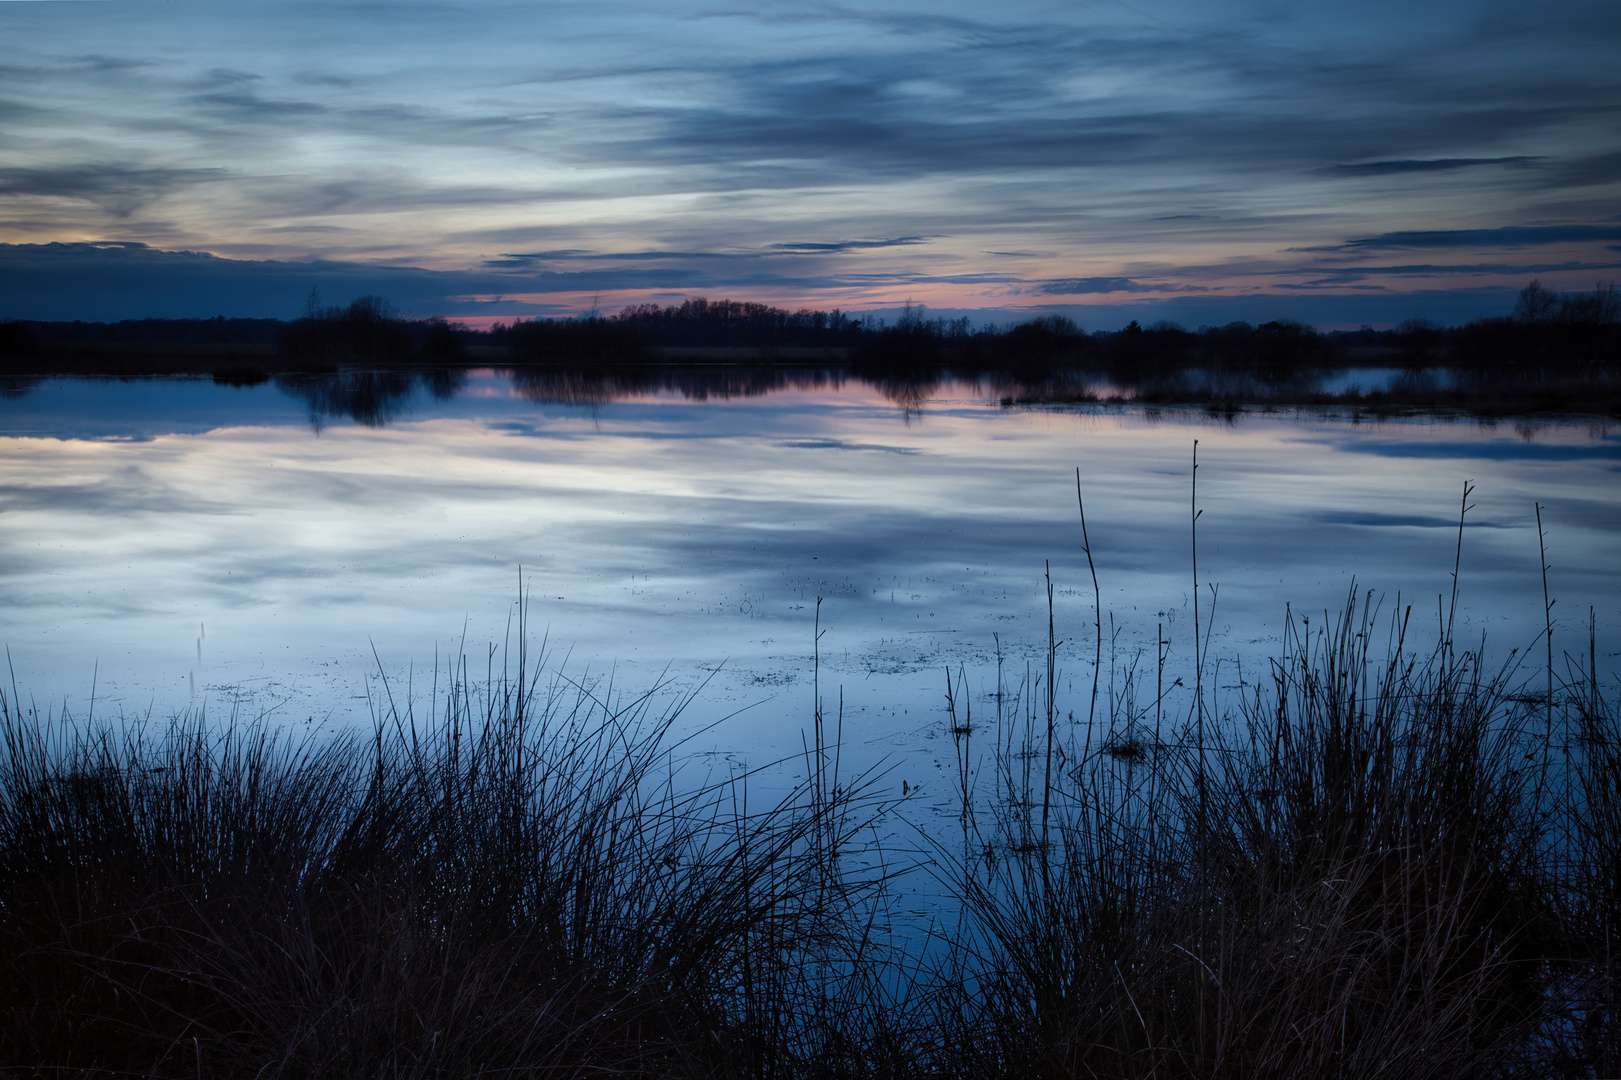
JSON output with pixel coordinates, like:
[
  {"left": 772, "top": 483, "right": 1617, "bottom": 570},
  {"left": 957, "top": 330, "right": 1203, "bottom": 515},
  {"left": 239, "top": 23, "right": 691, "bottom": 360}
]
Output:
[
  {"left": 926, "top": 592, "right": 1615, "bottom": 1079},
  {"left": 0, "top": 653, "right": 888, "bottom": 1078}
]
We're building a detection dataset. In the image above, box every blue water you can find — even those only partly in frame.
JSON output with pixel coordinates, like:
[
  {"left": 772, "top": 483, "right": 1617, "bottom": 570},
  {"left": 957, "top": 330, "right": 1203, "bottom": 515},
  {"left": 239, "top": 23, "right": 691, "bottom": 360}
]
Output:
[{"left": 2, "top": 371, "right": 1617, "bottom": 793}]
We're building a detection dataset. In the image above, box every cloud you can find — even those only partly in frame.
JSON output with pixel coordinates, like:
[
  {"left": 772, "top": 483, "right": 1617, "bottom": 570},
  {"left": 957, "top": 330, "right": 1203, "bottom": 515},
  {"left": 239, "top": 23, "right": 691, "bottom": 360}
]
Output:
[
  {"left": 776, "top": 438, "right": 921, "bottom": 454},
  {"left": 1037, "top": 277, "right": 1205, "bottom": 295},
  {"left": 483, "top": 245, "right": 923, "bottom": 269},
  {"left": 0, "top": 165, "right": 230, "bottom": 216},
  {"left": 1323, "top": 156, "right": 1542, "bottom": 176},
  {"left": 0, "top": 241, "right": 495, "bottom": 321},
  {"left": 2, "top": 0, "right": 1618, "bottom": 316},
  {"left": 0, "top": 3, "right": 1613, "bottom": 285},
  {"left": 0, "top": 241, "right": 1017, "bottom": 320},
  {"left": 1547, "top": 149, "right": 1621, "bottom": 190},
  {"left": 994, "top": 288, "right": 1530, "bottom": 330},
  {"left": 768, "top": 237, "right": 929, "bottom": 253},
  {"left": 1328, "top": 226, "right": 1621, "bottom": 252},
  {"left": 0, "top": 242, "right": 1547, "bottom": 326},
  {"left": 1279, "top": 260, "right": 1621, "bottom": 285}
]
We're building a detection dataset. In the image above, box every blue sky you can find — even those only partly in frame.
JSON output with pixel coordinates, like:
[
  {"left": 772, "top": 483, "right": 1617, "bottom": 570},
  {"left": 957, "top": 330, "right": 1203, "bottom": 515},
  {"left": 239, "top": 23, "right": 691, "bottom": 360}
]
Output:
[{"left": 2, "top": 0, "right": 1618, "bottom": 326}]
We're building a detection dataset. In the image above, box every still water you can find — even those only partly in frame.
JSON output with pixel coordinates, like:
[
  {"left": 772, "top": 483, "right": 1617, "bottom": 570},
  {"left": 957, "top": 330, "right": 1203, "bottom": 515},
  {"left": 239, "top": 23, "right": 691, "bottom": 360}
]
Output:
[{"left": 1, "top": 368, "right": 1617, "bottom": 787}]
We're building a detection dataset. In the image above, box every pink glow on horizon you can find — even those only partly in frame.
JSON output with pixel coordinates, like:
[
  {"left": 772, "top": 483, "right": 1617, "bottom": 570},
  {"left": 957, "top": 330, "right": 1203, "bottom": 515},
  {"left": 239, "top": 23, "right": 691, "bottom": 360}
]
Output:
[{"left": 438, "top": 284, "right": 1203, "bottom": 325}]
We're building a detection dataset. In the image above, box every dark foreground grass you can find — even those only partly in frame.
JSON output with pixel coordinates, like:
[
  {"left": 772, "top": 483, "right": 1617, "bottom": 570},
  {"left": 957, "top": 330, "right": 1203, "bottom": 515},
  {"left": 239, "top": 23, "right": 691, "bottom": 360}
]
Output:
[
  {"left": 929, "top": 595, "right": 1618, "bottom": 1079},
  {"left": 2, "top": 598, "right": 1618, "bottom": 1078},
  {"left": 0, "top": 660, "right": 891, "bottom": 1078}
]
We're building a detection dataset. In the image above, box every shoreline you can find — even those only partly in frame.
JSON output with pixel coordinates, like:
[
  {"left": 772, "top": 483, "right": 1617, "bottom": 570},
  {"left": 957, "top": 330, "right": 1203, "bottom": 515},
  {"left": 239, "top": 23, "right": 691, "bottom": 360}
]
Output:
[{"left": 4, "top": 353, "right": 1619, "bottom": 419}]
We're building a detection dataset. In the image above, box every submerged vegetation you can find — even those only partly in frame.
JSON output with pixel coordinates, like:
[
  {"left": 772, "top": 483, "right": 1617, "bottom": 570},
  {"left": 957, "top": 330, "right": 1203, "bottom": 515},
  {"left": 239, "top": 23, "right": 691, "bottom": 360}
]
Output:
[{"left": 2, "top": 575, "right": 1617, "bottom": 1076}]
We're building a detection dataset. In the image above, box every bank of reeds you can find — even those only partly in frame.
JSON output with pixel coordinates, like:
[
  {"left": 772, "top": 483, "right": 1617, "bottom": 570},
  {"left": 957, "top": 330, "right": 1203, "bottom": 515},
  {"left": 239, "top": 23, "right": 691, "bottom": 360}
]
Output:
[
  {"left": 0, "top": 650, "right": 891, "bottom": 1078},
  {"left": 2, "top": 592, "right": 1618, "bottom": 1077},
  {"left": 925, "top": 590, "right": 1620, "bottom": 1078}
]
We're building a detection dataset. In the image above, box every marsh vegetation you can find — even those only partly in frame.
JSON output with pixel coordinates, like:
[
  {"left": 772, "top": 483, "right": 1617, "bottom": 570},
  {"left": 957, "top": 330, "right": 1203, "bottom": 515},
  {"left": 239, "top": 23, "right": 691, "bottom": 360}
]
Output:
[{"left": 3, "top": 573, "right": 1617, "bottom": 1077}]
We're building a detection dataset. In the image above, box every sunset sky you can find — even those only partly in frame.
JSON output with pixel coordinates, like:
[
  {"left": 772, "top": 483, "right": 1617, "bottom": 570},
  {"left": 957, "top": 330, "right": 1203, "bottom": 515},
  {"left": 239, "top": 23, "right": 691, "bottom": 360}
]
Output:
[{"left": 2, "top": 0, "right": 1618, "bottom": 326}]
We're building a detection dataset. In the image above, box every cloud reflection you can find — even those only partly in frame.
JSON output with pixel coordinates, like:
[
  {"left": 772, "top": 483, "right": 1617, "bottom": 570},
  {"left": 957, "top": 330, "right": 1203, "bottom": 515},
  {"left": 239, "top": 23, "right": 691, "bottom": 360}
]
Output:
[{"left": 1, "top": 374, "right": 1615, "bottom": 764}]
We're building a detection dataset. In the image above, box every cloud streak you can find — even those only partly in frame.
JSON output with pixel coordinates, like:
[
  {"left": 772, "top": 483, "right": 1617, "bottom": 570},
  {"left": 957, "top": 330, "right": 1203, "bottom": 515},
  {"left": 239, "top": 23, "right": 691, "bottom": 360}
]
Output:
[
  {"left": 0, "top": 241, "right": 1556, "bottom": 328},
  {"left": 0, "top": 0, "right": 1616, "bottom": 318},
  {"left": 1330, "top": 226, "right": 1621, "bottom": 251},
  {"left": 1322, "top": 157, "right": 1543, "bottom": 177},
  {"left": 1037, "top": 277, "right": 1207, "bottom": 295}
]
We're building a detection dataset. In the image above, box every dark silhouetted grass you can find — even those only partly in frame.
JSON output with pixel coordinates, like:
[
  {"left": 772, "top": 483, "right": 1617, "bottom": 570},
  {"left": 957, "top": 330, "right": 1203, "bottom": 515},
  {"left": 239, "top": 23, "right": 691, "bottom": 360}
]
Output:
[
  {"left": 2, "top": 588, "right": 1617, "bottom": 1077},
  {"left": 0, "top": 645, "right": 894, "bottom": 1078},
  {"left": 929, "top": 593, "right": 1558, "bottom": 1077}
]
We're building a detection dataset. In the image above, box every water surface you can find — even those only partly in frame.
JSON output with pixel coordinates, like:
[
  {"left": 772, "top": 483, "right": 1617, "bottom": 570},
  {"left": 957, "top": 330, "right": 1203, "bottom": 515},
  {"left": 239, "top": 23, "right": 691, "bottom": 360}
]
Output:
[{"left": 2, "top": 369, "right": 1616, "bottom": 787}]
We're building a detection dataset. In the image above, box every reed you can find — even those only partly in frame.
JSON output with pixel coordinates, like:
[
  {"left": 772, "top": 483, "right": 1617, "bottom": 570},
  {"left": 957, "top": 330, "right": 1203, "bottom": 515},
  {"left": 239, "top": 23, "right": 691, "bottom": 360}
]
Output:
[
  {"left": 1, "top": 591, "right": 1616, "bottom": 1077},
  {"left": 925, "top": 590, "right": 1597, "bottom": 1078},
  {"left": 0, "top": 640, "right": 892, "bottom": 1078}
]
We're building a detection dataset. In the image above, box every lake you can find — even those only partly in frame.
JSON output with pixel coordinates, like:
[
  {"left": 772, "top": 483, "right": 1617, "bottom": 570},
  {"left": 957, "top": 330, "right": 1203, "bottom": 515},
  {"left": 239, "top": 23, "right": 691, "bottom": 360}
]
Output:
[{"left": 2, "top": 367, "right": 1617, "bottom": 795}]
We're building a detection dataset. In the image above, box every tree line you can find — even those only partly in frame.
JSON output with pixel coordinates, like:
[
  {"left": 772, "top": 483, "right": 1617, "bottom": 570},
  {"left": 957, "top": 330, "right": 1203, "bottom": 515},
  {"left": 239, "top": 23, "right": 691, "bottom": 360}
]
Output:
[{"left": 3, "top": 281, "right": 1616, "bottom": 368}]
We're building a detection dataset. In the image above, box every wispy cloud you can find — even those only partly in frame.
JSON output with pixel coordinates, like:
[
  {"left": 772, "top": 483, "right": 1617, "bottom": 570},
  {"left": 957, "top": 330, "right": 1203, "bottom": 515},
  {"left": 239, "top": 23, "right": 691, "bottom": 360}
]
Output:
[
  {"left": 1322, "top": 157, "right": 1543, "bottom": 177},
  {"left": 1037, "top": 277, "right": 1206, "bottom": 295},
  {"left": 485, "top": 240, "right": 931, "bottom": 268},
  {"left": 1281, "top": 259, "right": 1621, "bottom": 283},
  {"left": 0, "top": 0, "right": 1617, "bottom": 316},
  {"left": 768, "top": 237, "right": 929, "bottom": 253},
  {"left": 1322, "top": 226, "right": 1621, "bottom": 252},
  {"left": 0, "top": 165, "right": 230, "bottom": 216}
]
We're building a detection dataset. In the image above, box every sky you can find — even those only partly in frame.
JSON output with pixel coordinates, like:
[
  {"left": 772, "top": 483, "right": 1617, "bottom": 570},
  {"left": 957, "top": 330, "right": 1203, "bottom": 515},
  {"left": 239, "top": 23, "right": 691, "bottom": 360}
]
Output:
[{"left": 1, "top": 0, "right": 1618, "bottom": 327}]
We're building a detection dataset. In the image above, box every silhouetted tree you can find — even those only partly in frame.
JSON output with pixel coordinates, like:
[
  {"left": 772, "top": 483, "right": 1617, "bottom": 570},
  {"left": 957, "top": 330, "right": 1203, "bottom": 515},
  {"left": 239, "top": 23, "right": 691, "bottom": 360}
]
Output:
[
  {"left": 1103, "top": 319, "right": 1193, "bottom": 370},
  {"left": 278, "top": 295, "right": 417, "bottom": 360},
  {"left": 1393, "top": 318, "right": 1442, "bottom": 364},
  {"left": 854, "top": 304, "right": 977, "bottom": 369},
  {"left": 1514, "top": 279, "right": 1559, "bottom": 323},
  {"left": 0, "top": 321, "right": 41, "bottom": 358},
  {"left": 611, "top": 297, "right": 868, "bottom": 348},
  {"left": 417, "top": 318, "right": 466, "bottom": 361},
  {"left": 506, "top": 316, "right": 647, "bottom": 363},
  {"left": 999, "top": 315, "right": 1085, "bottom": 358},
  {"left": 1455, "top": 281, "right": 1620, "bottom": 367}
]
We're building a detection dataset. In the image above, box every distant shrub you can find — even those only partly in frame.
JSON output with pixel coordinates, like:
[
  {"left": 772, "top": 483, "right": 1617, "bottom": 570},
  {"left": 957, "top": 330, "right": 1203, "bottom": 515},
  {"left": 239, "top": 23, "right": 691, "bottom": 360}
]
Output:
[
  {"left": 1392, "top": 317, "right": 1443, "bottom": 363},
  {"left": 614, "top": 297, "right": 867, "bottom": 349},
  {"left": 0, "top": 320, "right": 42, "bottom": 358},
  {"left": 855, "top": 304, "right": 975, "bottom": 368},
  {"left": 1198, "top": 319, "right": 1329, "bottom": 366},
  {"left": 416, "top": 317, "right": 467, "bottom": 360},
  {"left": 506, "top": 315, "right": 648, "bottom": 362},
  {"left": 998, "top": 315, "right": 1087, "bottom": 360},
  {"left": 1453, "top": 281, "right": 1620, "bottom": 367},
  {"left": 277, "top": 294, "right": 415, "bottom": 361},
  {"left": 1100, "top": 319, "right": 1194, "bottom": 368}
]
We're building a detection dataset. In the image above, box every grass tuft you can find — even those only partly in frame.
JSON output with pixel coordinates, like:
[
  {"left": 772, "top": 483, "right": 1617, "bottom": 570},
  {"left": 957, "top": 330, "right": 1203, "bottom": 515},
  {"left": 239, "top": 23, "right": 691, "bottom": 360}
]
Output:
[{"left": 1, "top": 591, "right": 1617, "bottom": 1077}]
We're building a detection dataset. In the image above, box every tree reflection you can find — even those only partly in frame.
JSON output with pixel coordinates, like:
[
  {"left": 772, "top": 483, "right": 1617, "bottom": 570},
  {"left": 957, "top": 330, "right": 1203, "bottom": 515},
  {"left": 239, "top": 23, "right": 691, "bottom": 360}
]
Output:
[
  {"left": 276, "top": 368, "right": 468, "bottom": 428},
  {"left": 276, "top": 360, "right": 1621, "bottom": 428}
]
